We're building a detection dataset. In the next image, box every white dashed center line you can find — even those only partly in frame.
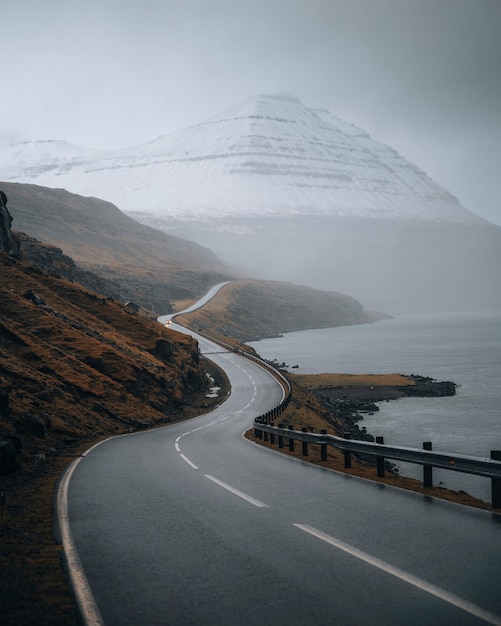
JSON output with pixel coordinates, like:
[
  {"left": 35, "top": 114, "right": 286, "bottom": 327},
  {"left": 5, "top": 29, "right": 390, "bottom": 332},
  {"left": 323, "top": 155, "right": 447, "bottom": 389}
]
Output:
[{"left": 205, "top": 474, "right": 270, "bottom": 508}]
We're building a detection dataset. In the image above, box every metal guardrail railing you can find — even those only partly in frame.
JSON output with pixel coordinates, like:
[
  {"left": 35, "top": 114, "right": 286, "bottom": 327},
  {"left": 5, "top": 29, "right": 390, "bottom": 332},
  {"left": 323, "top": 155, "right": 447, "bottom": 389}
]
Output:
[
  {"left": 176, "top": 323, "right": 292, "bottom": 408},
  {"left": 169, "top": 308, "right": 501, "bottom": 510},
  {"left": 253, "top": 420, "right": 501, "bottom": 509}
]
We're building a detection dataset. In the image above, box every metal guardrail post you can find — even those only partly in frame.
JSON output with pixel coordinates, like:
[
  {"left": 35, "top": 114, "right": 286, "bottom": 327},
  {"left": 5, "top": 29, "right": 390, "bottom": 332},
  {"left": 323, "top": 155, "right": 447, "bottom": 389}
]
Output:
[
  {"left": 376, "top": 436, "right": 385, "bottom": 477},
  {"left": 288, "top": 425, "right": 295, "bottom": 451},
  {"left": 492, "top": 450, "right": 501, "bottom": 509},
  {"left": 343, "top": 432, "right": 352, "bottom": 468},
  {"left": 302, "top": 428, "right": 309, "bottom": 456},
  {"left": 252, "top": 420, "right": 501, "bottom": 508},
  {"left": 270, "top": 423, "right": 275, "bottom": 446},
  {"left": 320, "top": 430, "right": 327, "bottom": 461},
  {"left": 423, "top": 442, "right": 433, "bottom": 488}
]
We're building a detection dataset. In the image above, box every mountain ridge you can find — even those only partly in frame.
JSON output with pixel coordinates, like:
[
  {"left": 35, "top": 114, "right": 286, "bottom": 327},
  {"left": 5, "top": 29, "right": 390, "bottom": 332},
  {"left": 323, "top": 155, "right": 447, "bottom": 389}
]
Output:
[{"left": 0, "top": 94, "right": 486, "bottom": 225}]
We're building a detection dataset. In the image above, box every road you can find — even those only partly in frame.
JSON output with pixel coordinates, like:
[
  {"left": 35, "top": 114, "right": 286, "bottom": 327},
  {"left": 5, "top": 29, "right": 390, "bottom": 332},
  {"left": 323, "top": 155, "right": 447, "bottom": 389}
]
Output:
[{"left": 60, "top": 291, "right": 501, "bottom": 626}]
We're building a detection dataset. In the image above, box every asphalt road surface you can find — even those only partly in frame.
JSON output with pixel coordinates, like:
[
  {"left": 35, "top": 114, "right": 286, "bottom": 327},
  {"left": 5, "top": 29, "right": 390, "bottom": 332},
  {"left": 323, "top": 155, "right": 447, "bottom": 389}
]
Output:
[{"left": 61, "top": 324, "right": 501, "bottom": 626}]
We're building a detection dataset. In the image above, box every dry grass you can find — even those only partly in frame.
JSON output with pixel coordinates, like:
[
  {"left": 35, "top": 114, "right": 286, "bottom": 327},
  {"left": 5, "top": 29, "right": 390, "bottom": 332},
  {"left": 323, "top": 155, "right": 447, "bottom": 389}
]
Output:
[{"left": 290, "top": 372, "right": 416, "bottom": 389}]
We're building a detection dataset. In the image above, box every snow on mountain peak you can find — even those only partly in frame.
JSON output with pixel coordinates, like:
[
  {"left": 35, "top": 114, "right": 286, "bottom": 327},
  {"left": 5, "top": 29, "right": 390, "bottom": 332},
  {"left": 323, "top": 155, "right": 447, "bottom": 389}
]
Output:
[{"left": 0, "top": 95, "right": 485, "bottom": 225}]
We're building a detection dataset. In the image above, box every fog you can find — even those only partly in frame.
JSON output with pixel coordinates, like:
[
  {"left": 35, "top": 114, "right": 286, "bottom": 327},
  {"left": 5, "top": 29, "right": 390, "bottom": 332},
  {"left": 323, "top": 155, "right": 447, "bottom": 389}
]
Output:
[
  {"left": 1, "top": 0, "right": 501, "bottom": 227},
  {"left": 145, "top": 213, "right": 501, "bottom": 314}
]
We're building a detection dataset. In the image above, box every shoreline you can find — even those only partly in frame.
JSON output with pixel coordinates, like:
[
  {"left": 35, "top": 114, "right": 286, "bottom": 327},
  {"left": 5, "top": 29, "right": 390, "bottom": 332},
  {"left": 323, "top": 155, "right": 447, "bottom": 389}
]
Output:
[
  {"left": 247, "top": 369, "right": 493, "bottom": 512},
  {"left": 287, "top": 371, "right": 456, "bottom": 443}
]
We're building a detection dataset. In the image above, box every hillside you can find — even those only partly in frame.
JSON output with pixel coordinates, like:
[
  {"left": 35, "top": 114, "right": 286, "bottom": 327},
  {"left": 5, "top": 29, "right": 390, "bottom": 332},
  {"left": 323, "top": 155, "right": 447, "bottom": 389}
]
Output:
[
  {"left": 2, "top": 182, "right": 387, "bottom": 333},
  {"left": 175, "top": 279, "right": 386, "bottom": 341},
  {"left": 1, "top": 181, "right": 236, "bottom": 313},
  {"left": 0, "top": 251, "right": 228, "bottom": 476},
  {"left": 0, "top": 243, "right": 233, "bottom": 624}
]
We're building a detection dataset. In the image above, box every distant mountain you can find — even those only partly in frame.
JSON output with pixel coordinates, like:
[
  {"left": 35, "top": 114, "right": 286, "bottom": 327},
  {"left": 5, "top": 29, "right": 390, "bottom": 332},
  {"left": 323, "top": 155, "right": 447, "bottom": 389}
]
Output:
[
  {"left": 1, "top": 94, "right": 499, "bottom": 312},
  {"left": 0, "top": 94, "right": 486, "bottom": 224}
]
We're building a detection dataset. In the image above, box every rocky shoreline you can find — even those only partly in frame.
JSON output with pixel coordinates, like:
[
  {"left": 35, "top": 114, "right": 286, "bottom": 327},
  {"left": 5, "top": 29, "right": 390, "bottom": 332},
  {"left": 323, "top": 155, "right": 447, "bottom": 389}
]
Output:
[
  {"left": 281, "top": 368, "right": 457, "bottom": 444},
  {"left": 289, "top": 372, "right": 457, "bottom": 472}
]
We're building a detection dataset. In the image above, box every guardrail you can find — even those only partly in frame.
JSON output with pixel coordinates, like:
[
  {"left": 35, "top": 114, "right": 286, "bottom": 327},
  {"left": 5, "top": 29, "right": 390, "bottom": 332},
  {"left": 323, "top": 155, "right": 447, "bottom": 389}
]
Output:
[
  {"left": 170, "top": 314, "right": 501, "bottom": 510},
  {"left": 253, "top": 420, "right": 501, "bottom": 509},
  {"left": 176, "top": 323, "right": 293, "bottom": 411}
]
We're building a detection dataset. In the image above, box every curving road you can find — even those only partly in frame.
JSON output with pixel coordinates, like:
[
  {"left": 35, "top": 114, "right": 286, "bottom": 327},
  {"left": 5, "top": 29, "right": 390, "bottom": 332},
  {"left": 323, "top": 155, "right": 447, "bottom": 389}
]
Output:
[{"left": 60, "top": 288, "right": 501, "bottom": 626}]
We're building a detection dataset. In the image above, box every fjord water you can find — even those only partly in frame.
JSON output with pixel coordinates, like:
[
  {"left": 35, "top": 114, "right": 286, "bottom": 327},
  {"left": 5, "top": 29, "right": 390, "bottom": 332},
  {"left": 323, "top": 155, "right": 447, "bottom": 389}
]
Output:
[{"left": 248, "top": 311, "right": 501, "bottom": 502}]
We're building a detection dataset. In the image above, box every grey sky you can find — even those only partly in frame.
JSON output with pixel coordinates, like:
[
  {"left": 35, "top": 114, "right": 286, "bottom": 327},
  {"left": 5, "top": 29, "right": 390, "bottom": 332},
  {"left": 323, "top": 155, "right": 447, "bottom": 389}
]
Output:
[{"left": 1, "top": 0, "right": 500, "bottom": 225}]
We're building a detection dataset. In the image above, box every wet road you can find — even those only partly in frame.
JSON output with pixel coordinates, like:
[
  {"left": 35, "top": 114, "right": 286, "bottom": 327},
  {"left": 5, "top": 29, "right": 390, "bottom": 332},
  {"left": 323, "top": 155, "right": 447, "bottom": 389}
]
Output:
[{"left": 62, "top": 326, "right": 501, "bottom": 626}]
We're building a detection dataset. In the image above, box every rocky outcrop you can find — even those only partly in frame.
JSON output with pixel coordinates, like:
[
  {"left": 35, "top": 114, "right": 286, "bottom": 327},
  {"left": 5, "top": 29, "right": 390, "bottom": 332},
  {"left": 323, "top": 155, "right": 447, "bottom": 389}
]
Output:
[
  {"left": 17, "top": 232, "right": 127, "bottom": 304},
  {"left": 311, "top": 375, "right": 456, "bottom": 442},
  {"left": 0, "top": 190, "right": 20, "bottom": 257}
]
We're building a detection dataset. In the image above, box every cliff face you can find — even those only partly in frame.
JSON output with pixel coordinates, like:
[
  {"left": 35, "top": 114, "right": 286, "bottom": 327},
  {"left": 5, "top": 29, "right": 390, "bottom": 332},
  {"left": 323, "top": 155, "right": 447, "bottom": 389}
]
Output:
[
  {"left": 16, "top": 232, "right": 127, "bottom": 303},
  {"left": 0, "top": 190, "right": 20, "bottom": 257}
]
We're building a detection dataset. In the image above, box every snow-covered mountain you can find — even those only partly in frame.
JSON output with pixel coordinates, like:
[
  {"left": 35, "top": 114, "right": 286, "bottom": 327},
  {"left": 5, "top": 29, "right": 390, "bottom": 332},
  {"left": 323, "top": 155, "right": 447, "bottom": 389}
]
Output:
[
  {"left": 0, "top": 94, "right": 486, "bottom": 225},
  {"left": 1, "top": 94, "right": 499, "bottom": 313}
]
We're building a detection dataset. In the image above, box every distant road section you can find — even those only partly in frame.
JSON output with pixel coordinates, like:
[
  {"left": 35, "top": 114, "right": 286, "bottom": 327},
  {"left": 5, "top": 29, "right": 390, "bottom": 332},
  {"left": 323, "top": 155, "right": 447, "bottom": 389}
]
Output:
[{"left": 157, "top": 281, "right": 232, "bottom": 325}]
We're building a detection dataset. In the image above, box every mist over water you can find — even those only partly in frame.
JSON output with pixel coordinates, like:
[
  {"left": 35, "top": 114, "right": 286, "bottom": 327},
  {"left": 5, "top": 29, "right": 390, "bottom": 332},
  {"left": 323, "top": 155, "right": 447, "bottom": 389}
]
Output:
[
  {"left": 150, "top": 214, "right": 501, "bottom": 315},
  {"left": 248, "top": 310, "right": 501, "bottom": 502}
]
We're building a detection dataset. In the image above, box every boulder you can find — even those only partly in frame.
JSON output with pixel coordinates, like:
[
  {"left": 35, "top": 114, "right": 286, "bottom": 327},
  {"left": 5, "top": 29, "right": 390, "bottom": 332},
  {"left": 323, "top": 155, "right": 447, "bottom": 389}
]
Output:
[
  {"left": 17, "top": 417, "right": 46, "bottom": 438},
  {"left": 152, "top": 339, "right": 173, "bottom": 360}
]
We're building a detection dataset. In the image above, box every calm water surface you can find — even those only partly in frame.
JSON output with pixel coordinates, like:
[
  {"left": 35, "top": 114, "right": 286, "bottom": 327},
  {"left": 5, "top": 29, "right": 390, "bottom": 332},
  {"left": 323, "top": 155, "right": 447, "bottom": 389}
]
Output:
[{"left": 248, "top": 311, "right": 501, "bottom": 501}]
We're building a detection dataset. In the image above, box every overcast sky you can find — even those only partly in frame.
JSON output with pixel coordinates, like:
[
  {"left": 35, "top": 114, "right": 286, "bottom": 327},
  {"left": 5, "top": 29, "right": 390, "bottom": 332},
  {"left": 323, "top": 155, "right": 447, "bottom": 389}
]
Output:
[{"left": 1, "top": 0, "right": 500, "bottom": 225}]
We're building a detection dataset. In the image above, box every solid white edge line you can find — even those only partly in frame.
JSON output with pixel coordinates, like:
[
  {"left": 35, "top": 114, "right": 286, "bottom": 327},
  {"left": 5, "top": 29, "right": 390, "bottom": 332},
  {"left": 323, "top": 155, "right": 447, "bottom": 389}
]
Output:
[
  {"left": 204, "top": 475, "right": 270, "bottom": 508},
  {"left": 57, "top": 458, "right": 104, "bottom": 626},
  {"left": 180, "top": 453, "right": 199, "bottom": 469},
  {"left": 294, "top": 523, "right": 501, "bottom": 626}
]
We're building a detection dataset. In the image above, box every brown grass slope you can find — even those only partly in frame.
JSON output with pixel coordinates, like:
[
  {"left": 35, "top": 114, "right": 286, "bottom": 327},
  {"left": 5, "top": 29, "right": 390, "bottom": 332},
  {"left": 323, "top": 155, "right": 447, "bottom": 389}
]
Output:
[
  {"left": 0, "top": 252, "right": 225, "bottom": 460},
  {"left": 2, "top": 181, "right": 236, "bottom": 310},
  {"left": 0, "top": 251, "right": 228, "bottom": 625},
  {"left": 175, "top": 279, "right": 385, "bottom": 341}
]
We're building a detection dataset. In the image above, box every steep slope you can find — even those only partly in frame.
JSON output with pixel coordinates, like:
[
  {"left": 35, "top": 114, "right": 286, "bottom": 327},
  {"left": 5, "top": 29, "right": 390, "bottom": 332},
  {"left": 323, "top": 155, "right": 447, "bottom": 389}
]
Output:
[
  {"left": 0, "top": 251, "right": 225, "bottom": 476},
  {"left": 1, "top": 182, "right": 236, "bottom": 312}
]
